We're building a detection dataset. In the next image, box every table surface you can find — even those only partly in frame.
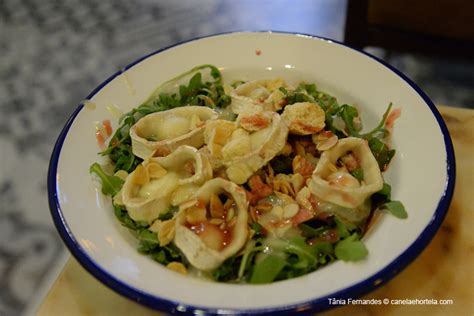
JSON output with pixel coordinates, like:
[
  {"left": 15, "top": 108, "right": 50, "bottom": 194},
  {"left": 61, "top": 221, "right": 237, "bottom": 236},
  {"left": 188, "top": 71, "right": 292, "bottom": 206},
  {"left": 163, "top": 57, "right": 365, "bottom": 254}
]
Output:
[{"left": 37, "top": 106, "right": 474, "bottom": 316}]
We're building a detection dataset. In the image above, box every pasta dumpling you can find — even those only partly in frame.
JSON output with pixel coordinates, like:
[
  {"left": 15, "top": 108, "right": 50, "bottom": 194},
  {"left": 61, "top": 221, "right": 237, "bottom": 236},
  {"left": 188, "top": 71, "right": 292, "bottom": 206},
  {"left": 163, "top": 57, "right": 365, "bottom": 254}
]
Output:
[
  {"left": 130, "top": 106, "right": 218, "bottom": 159},
  {"left": 308, "top": 137, "right": 383, "bottom": 209},
  {"left": 121, "top": 146, "right": 212, "bottom": 223},
  {"left": 174, "top": 178, "right": 249, "bottom": 271}
]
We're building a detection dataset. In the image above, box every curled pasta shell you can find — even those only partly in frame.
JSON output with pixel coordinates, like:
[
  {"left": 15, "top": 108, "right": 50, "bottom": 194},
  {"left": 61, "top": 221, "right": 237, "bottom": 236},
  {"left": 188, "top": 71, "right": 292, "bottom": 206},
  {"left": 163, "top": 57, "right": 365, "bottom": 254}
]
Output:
[
  {"left": 130, "top": 106, "right": 218, "bottom": 159},
  {"left": 121, "top": 146, "right": 212, "bottom": 223},
  {"left": 308, "top": 137, "right": 383, "bottom": 208},
  {"left": 174, "top": 178, "right": 249, "bottom": 271}
]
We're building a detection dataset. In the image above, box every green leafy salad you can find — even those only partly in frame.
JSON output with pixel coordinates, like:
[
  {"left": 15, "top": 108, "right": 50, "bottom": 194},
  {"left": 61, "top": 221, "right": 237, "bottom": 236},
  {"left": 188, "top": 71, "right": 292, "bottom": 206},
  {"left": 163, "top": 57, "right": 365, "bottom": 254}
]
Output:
[{"left": 90, "top": 64, "right": 406, "bottom": 283}]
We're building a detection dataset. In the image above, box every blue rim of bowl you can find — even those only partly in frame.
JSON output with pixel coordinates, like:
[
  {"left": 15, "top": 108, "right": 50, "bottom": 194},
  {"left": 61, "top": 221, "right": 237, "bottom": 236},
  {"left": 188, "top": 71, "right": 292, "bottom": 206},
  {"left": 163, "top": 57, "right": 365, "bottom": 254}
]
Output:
[{"left": 48, "top": 31, "right": 455, "bottom": 315}]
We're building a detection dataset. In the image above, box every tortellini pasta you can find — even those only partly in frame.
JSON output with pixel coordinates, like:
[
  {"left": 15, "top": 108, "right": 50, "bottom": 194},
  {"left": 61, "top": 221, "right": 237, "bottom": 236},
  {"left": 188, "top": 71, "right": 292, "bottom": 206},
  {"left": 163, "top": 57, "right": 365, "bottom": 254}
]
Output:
[
  {"left": 308, "top": 137, "right": 384, "bottom": 209},
  {"left": 130, "top": 106, "right": 218, "bottom": 159},
  {"left": 121, "top": 146, "right": 212, "bottom": 223},
  {"left": 174, "top": 178, "right": 249, "bottom": 271}
]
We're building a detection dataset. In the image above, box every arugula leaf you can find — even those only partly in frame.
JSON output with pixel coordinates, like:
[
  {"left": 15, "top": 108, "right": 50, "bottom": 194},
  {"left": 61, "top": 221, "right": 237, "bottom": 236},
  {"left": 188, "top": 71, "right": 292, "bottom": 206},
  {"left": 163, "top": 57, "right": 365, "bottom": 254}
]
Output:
[
  {"left": 360, "top": 103, "right": 392, "bottom": 139},
  {"left": 114, "top": 204, "right": 142, "bottom": 230},
  {"left": 89, "top": 163, "right": 124, "bottom": 196},
  {"left": 334, "top": 233, "right": 368, "bottom": 261},
  {"left": 339, "top": 104, "right": 361, "bottom": 136},
  {"left": 334, "top": 217, "right": 350, "bottom": 239},
  {"left": 384, "top": 201, "right": 408, "bottom": 219},
  {"left": 212, "top": 256, "right": 241, "bottom": 282},
  {"left": 250, "top": 254, "right": 287, "bottom": 284},
  {"left": 368, "top": 138, "right": 395, "bottom": 171},
  {"left": 299, "top": 223, "right": 331, "bottom": 238}
]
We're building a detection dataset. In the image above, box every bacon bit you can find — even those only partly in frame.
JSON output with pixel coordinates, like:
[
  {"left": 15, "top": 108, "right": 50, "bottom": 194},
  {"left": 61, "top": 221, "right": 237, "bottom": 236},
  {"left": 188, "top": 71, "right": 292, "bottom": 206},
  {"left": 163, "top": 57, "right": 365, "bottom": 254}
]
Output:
[
  {"left": 255, "top": 49, "right": 262, "bottom": 56},
  {"left": 103, "top": 119, "right": 112, "bottom": 137},
  {"left": 240, "top": 115, "right": 270, "bottom": 129},
  {"left": 291, "top": 208, "right": 314, "bottom": 225},
  {"left": 95, "top": 120, "right": 113, "bottom": 149},
  {"left": 96, "top": 131, "right": 105, "bottom": 148},
  {"left": 385, "top": 108, "right": 401, "bottom": 129},
  {"left": 247, "top": 175, "right": 273, "bottom": 205}
]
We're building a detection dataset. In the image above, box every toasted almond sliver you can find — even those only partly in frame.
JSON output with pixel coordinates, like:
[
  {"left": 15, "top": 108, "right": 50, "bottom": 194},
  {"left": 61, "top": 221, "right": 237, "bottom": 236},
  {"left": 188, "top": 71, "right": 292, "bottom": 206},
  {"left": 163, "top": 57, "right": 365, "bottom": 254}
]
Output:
[
  {"left": 167, "top": 262, "right": 187, "bottom": 275},
  {"left": 212, "top": 126, "right": 233, "bottom": 145},
  {"left": 295, "top": 142, "right": 306, "bottom": 157},
  {"left": 226, "top": 207, "right": 235, "bottom": 221},
  {"left": 133, "top": 164, "right": 149, "bottom": 185},
  {"left": 280, "top": 142, "right": 292, "bottom": 156},
  {"left": 186, "top": 207, "right": 207, "bottom": 225},
  {"left": 147, "top": 162, "right": 167, "bottom": 179},
  {"left": 210, "top": 218, "right": 224, "bottom": 225},
  {"left": 158, "top": 219, "right": 176, "bottom": 246},
  {"left": 291, "top": 173, "right": 305, "bottom": 193},
  {"left": 210, "top": 193, "right": 225, "bottom": 218},
  {"left": 317, "top": 135, "right": 338, "bottom": 151},
  {"left": 223, "top": 198, "right": 234, "bottom": 211}
]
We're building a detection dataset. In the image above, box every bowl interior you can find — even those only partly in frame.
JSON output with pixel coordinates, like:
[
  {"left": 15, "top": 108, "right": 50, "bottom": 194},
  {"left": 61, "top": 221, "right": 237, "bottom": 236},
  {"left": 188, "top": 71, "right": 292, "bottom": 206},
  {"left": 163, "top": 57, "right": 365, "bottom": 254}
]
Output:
[{"left": 51, "top": 32, "right": 451, "bottom": 312}]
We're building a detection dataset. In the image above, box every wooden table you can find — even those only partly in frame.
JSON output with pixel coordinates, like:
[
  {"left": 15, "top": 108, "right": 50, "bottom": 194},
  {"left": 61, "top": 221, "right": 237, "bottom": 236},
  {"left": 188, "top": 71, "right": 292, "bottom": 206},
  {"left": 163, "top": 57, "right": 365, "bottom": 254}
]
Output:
[{"left": 37, "top": 106, "right": 474, "bottom": 316}]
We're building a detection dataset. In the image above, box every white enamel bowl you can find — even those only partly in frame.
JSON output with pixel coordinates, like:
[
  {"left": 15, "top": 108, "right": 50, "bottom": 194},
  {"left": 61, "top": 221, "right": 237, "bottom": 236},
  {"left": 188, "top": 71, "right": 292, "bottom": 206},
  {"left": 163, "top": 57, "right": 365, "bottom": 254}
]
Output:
[{"left": 48, "top": 32, "right": 455, "bottom": 314}]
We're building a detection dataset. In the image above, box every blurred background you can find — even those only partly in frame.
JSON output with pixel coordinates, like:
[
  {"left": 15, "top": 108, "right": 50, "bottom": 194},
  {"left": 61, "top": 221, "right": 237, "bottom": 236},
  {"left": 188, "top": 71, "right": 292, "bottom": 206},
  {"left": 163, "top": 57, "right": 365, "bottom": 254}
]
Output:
[{"left": 0, "top": 0, "right": 473, "bottom": 314}]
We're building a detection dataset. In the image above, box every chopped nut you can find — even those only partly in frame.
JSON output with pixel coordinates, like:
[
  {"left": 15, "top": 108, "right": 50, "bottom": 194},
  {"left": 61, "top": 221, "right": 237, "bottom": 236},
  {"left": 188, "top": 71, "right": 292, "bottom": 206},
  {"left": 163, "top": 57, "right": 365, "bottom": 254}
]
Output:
[
  {"left": 295, "top": 141, "right": 306, "bottom": 157},
  {"left": 167, "top": 262, "right": 187, "bottom": 275},
  {"left": 158, "top": 219, "right": 176, "bottom": 246},
  {"left": 210, "top": 218, "right": 224, "bottom": 225},
  {"left": 147, "top": 162, "right": 167, "bottom": 179},
  {"left": 133, "top": 164, "right": 149, "bottom": 185},
  {"left": 226, "top": 207, "right": 235, "bottom": 221},
  {"left": 316, "top": 135, "right": 338, "bottom": 151},
  {"left": 291, "top": 173, "right": 305, "bottom": 193},
  {"left": 223, "top": 198, "right": 234, "bottom": 211},
  {"left": 185, "top": 207, "right": 207, "bottom": 225},
  {"left": 210, "top": 193, "right": 225, "bottom": 218},
  {"left": 280, "top": 142, "right": 293, "bottom": 156}
]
